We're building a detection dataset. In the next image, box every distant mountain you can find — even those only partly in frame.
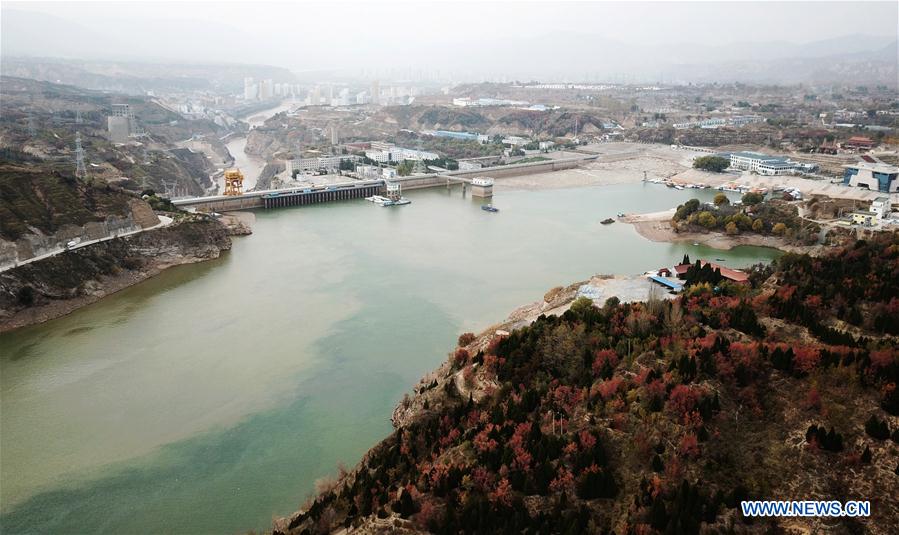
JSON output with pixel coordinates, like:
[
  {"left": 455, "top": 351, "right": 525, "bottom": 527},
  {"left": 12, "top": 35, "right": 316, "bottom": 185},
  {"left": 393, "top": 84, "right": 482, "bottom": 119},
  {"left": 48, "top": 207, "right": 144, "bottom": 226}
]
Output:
[
  {"left": 2, "top": 6, "right": 895, "bottom": 85},
  {"left": 0, "top": 57, "right": 297, "bottom": 94}
]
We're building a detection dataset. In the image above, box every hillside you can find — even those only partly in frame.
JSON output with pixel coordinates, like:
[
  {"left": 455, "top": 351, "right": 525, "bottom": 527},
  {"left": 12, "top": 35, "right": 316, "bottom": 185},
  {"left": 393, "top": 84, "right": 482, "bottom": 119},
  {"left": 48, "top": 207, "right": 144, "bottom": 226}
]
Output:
[
  {"left": 0, "top": 159, "right": 136, "bottom": 242},
  {"left": 0, "top": 76, "right": 226, "bottom": 195},
  {"left": 276, "top": 234, "right": 899, "bottom": 534}
]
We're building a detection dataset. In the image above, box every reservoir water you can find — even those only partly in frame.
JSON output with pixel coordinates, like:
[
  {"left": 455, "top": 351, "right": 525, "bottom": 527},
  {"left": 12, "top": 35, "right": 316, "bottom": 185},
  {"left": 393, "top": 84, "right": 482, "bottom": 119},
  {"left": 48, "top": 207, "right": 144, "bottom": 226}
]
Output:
[{"left": 0, "top": 183, "right": 780, "bottom": 534}]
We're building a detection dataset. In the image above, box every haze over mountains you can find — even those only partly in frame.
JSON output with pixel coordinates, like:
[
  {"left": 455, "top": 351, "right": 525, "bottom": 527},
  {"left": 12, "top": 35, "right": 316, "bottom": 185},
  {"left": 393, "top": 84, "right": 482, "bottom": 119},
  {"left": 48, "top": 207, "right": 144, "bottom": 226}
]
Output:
[{"left": 2, "top": 2, "right": 897, "bottom": 85}]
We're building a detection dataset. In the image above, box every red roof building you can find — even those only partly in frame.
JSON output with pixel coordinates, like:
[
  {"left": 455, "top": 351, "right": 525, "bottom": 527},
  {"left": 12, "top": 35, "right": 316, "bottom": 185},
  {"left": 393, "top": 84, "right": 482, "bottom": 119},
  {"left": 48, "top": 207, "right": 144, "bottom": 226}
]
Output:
[{"left": 843, "top": 136, "right": 875, "bottom": 150}]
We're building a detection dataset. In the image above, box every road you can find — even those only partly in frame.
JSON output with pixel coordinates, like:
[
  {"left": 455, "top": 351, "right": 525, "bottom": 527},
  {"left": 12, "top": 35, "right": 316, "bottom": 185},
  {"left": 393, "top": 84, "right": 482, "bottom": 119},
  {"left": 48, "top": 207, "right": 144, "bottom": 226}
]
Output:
[{"left": 0, "top": 215, "right": 174, "bottom": 273}]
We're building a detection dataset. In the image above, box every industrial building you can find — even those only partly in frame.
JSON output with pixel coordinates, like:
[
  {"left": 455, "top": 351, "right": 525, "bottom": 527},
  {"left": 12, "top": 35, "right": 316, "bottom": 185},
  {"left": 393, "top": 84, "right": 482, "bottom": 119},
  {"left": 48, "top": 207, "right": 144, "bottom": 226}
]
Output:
[
  {"left": 365, "top": 147, "right": 438, "bottom": 163},
  {"left": 423, "top": 130, "right": 489, "bottom": 143},
  {"left": 286, "top": 155, "right": 358, "bottom": 175},
  {"left": 842, "top": 158, "right": 899, "bottom": 193}
]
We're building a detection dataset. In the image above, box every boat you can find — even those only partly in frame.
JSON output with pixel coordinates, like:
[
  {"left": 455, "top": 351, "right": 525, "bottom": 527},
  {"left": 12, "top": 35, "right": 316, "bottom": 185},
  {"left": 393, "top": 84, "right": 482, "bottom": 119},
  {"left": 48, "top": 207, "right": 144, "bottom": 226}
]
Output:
[
  {"left": 600, "top": 218, "right": 615, "bottom": 225},
  {"left": 382, "top": 198, "right": 411, "bottom": 206},
  {"left": 692, "top": 242, "right": 699, "bottom": 246},
  {"left": 674, "top": 185, "right": 685, "bottom": 190},
  {"left": 481, "top": 204, "right": 499, "bottom": 212},
  {"left": 715, "top": 258, "right": 726, "bottom": 262},
  {"left": 366, "top": 195, "right": 392, "bottom": 205},
  {"left": 617, "top": 212, "right": 626, "bottom": 217}
]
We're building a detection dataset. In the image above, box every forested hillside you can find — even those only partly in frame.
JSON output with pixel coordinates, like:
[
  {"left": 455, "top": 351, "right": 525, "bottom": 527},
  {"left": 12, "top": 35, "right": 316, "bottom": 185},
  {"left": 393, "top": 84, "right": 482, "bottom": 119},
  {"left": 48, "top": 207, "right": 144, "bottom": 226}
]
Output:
[{"left": 276, "top": 234, "right": 899, "bottom": 535}]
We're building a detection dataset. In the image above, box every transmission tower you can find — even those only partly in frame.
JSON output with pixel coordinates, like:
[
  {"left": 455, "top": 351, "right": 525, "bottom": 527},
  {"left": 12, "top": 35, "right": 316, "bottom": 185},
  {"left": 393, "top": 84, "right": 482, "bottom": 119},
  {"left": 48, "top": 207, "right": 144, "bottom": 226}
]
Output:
[
  {"left": 74, "top": 132, "right": 87, "bottom": 178},
  {"left": 75, "top": 109, "right": 83, "bottom": 124},
  {"left": 27, "top": 112, "right": 37, "bottom": 138}
]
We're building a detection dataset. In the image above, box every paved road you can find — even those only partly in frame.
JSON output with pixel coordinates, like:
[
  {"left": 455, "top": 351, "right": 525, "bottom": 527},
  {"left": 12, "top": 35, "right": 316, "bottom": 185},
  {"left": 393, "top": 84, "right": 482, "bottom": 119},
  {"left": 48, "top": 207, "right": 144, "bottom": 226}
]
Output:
[{"left": 0, "top": 215, "right": 174, "bottom": 273}]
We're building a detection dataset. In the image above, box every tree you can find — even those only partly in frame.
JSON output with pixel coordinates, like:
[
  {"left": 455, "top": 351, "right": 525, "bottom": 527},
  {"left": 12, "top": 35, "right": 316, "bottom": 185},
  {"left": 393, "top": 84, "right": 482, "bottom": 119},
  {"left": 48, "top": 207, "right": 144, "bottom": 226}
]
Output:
[
  {"left": 772, "top": 222, "right": 787, "bottom": 236},
  {"left": 725, "top": 222, "right": 738, "bottom": 235},
  {"left": 693, "top": 156, "right": 730, "bottom": 173},
  {"left": 696, "top": 211, "right": 717, "bottom": 228},
  {"left": 742, "top": 192, "right": 764, "bottom": 205},
  {"left": 713, "top": 193, "right": 730, "bottom": 206},
  {"left": 752, "top": 219, "right": 764, "bottom": 233}
]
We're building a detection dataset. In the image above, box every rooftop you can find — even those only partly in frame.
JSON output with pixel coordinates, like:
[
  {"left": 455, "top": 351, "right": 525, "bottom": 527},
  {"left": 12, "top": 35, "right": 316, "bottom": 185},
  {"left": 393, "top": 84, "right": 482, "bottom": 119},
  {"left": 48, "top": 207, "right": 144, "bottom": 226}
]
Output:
[{"left": 843, "top": 160, "right": 899, "bottom": 173}]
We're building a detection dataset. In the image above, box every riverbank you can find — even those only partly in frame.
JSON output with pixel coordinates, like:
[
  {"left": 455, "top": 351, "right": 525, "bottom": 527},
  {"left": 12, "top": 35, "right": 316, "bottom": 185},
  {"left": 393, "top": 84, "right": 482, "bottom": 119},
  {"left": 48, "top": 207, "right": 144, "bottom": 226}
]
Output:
[
  {"left": 621, "top": 209, "right": 822, "bottom": 255},
  {"left": 280, "top": 271, "right": 663, "bottom": 532},
  {"left": 0, "top": 218, "right": 233, "bottom": 333}
]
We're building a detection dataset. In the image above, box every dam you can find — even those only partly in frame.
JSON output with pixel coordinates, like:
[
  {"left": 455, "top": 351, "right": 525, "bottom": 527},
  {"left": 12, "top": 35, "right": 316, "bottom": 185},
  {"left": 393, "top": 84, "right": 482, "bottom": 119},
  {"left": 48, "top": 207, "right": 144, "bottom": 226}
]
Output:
[{"left": 173, "top": 155, "right": 595, "bottom": 212}]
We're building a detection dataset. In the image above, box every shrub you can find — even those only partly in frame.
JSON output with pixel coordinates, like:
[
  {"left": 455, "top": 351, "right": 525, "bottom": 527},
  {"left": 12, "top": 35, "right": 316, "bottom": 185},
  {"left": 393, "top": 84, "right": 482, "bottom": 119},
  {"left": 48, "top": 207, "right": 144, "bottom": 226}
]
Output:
[
  {"left": 16, "top": 286, "right": 35, "bottom": 306},
  {"left": 865, "top": 415, "right": 890, "bottom": 440},
  {"left": 693, "top": 156, "right": 730, "bottom": 172},
  {"left": 458, "top": 332, "right": 476, "bottom": 346},
  {"left": 742, "top": 192, "right": 764, "bottom": 205}
]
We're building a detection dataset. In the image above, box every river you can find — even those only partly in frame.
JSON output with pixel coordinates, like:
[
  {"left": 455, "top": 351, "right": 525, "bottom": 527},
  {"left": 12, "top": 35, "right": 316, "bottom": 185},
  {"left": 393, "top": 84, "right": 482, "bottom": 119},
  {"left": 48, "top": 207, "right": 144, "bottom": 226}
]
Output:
[
  {"left": 222, "top": 100, "right": 299, "bottom": 191},
  {"left": 0, "top": 183, "right": 781, "bottom": 534}
]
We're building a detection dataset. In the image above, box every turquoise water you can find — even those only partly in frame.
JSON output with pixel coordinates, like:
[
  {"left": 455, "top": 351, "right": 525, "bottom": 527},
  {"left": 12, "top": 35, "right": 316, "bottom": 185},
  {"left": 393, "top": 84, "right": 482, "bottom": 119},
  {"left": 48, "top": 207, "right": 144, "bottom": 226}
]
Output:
[{"left": 0, "top": 183, "right": 780, "bottom": 534}]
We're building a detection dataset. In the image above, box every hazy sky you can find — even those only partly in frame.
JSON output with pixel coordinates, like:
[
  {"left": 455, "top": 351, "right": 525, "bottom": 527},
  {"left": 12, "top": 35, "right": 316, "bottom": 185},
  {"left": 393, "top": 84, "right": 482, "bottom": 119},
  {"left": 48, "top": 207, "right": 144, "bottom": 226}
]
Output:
[{"left": 2, "top": 1, "right": 897, "bottom": 78}]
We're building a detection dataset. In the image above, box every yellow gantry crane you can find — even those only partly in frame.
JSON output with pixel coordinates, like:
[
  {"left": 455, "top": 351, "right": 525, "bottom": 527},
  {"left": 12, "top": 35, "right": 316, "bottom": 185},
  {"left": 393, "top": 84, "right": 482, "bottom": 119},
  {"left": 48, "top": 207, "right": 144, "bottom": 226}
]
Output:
[{"left": 223, "top": 168, "right": 244, "bottom": 196}]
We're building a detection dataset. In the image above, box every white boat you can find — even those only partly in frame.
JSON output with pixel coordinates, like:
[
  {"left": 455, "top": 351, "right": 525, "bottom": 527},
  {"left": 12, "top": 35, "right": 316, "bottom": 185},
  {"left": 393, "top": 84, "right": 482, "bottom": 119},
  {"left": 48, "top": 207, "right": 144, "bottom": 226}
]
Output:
[
  {"left": 382, "top": 197, "right": 411, "bottom": 206},
  {"left": 365, "top": 195, "right": 392, "bottom": 205}
]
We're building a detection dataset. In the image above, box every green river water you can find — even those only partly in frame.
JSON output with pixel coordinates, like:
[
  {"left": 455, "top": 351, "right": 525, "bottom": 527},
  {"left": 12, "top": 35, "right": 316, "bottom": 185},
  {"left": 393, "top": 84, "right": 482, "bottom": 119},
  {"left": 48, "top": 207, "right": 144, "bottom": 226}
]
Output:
[{"left": 0, "top": 183, "right": 781, "bottom": 534}]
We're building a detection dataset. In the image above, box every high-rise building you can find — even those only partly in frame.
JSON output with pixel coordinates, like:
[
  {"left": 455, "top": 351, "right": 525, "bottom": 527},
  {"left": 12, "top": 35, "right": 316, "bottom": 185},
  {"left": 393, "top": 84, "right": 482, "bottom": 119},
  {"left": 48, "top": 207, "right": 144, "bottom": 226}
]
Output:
[
  {"left": 107, "top": 104, "right": 133, "bottom": 143},
  {"left": 371, "top": 80, "right": 380, "bottom": 105},
  {"left": 244, "top": 77, "right": 257, "bottom": 100}
]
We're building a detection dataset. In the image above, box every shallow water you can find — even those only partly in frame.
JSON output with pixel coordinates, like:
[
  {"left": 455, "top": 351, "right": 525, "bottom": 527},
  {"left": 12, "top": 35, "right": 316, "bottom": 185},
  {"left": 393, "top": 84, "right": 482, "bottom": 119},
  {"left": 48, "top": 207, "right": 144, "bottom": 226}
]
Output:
[{"left": 0, "top": 183, "right": 780, "bottom": 534}]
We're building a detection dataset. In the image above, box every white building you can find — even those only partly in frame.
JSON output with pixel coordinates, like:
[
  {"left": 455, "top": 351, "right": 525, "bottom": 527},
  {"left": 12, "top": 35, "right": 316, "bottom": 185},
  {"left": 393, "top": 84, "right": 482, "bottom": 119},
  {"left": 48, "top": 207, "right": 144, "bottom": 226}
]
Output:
[
  {"left": 502, "top": 136, "right": 529, "bottom": 146},
  {"left": 244, "top": 77, "right": 257, "bottom": 100},
  {"left": 365, "top": 150, "right": 391, "bottom": 163},
  {"left": 729, "top": 151, "right": 798, "bottom": 175},
  {"left": 390, "top": 148, "right": 439, "bottom": 161},
  {"left": 287, "top": 155, "right": 357, "bottom": 175},
  {"left": 365, "top": 146, "right": 438, "bottom": 162},
  {"left": 871, "top": 197, "right": 892, "bottom": 219}
]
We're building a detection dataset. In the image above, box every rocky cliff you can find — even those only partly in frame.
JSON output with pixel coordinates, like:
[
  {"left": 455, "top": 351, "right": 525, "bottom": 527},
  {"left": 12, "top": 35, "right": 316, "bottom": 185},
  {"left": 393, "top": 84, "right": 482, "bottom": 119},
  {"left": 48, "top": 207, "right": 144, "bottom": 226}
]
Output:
[{"left": 0, "top": 217, "right": 231, "bottom": 332}]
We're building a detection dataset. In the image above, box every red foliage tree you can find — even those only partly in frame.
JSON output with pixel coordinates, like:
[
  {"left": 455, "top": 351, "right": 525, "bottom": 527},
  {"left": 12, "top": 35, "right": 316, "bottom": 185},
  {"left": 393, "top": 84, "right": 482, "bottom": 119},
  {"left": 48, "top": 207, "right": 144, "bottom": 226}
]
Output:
[
  {"left": 592, "top": 349, "right": 619, "bottom": 376},
  {"left": 679, "top": 433, "right": 700, "bottom": 458},
  {"left": 667, "top": 384, "right": 701, "bottom": 417}
]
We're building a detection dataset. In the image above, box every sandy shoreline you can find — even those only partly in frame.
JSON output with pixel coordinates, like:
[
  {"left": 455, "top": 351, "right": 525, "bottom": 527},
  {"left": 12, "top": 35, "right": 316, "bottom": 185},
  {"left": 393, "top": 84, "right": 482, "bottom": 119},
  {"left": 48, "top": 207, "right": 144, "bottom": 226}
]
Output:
[
  {"left": 621, "top": 210, "right": 817, "bottom": 254},
  {"left": 494, "top": 142, "right": 898, "bottom": 206}
]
